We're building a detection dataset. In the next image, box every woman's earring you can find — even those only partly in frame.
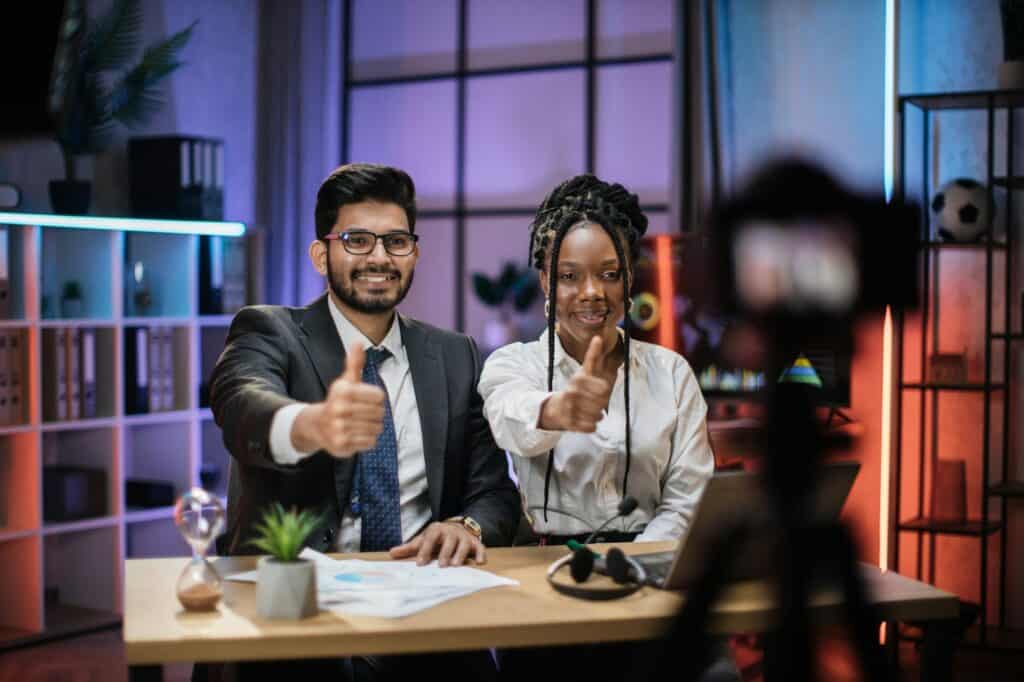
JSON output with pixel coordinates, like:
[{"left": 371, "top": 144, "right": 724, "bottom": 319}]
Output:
[{"left": 544, "top": 298, "right": 551, "bottom": 318}]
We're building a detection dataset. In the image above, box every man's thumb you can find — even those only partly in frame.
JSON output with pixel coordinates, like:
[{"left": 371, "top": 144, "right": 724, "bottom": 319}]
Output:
[{"left": 342, "top": 341, "right": 366, "bottom": 382}]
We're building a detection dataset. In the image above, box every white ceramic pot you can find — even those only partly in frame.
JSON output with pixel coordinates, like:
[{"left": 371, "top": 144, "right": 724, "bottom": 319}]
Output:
[
  {"left": 483, "top": 317, "right": 517, "bottom": 351},
  {"left": 998, "top": 61, "right": 1024, "bottom": 90},
  {"left": 256, "top": 557, "right": 317, "bottom": 620}
]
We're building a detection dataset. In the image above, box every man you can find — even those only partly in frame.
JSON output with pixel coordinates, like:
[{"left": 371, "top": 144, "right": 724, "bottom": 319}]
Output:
[
  {"left": 206, "top": 163, "right": 518, "bottom": 680},
  {"left": 210, "top": 162, "right": 519, "bottom": 568}
]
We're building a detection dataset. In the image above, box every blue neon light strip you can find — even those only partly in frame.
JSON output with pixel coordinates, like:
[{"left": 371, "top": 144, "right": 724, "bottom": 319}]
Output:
[
  {"left": 883, "top": 0, "right": 897, "bottom": 202},
  {"left": 0, "top": 212, "right": 245, "bottom": 237}
]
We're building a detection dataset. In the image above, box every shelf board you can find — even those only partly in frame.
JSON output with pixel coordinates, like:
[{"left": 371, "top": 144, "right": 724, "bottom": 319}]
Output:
[
  {"left": 902, "top": 89, "right": 1024, "bottom": 111},
  {"left": 0, "top": 527, "right": 38, "bottom": 543},
  {"left": 900, "top": 382, "right": 1005, "bottom": 392},
  {"left": 39, "top": 416, "right": 118, "bottom": 432},
  {"left": 0, "top": 319, "right": 34, "bottom": 328},
  {"left": 0, "top": 423, "right": 36, "bottom": 436},
  {"left": 198, "top": 314, "right": 235, "bottom": 327},
  {"left": 122, "top": 316, "right": 192, "bottom": 327},
  {"left": 38, "top": 318, "right": 116, "bottom": 328},
  {"left": 991, "top": 332, "right": 1024, "bottom": 340},
  {"left": 124, "top": 506, "right": 176, "bottom": 524},
  {"left": 0, "top": 625, "right": 43, "bottom": 650},
  {"left": 42, "top": 515, "right": 119, "bottom": 536},
  {"left": 198, "top": 407, "right": 214, "bottom": 421},
  {"left": 897, "top": 516, "right": 1002, "bottom": 536},
  {"left": 988, "top": 482, "right": 1024, "bottom": 498},
  {"left": 920, "top": 240, "right": 1006, "bottom": 250},
  {"left": 122, "top": 410, "right": 194, "bottom": 426},
  {"left": 0, "top": 211, "right": 244, "bottom": 237},
  {"left": 900, "top": 623, "right": 1024, "bottom": 651},
  {"left": 993, "top": 176, "right": 1024, "bottom": 190},
  {"left": 42, "top": 603, "right": 121, "bottom": 640}
]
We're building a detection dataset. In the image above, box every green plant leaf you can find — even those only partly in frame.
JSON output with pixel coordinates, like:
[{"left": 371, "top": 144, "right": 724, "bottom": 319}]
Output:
[
  {"left": 84, "top": 0, "right": 142, "bottom": 72},
  {"left": 248, "top": 503, "right": 323, "bottom": 562}
]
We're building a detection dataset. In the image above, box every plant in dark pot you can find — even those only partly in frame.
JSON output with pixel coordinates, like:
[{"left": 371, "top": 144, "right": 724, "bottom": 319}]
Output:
[
  {"left": 47, "top": 0, "right": 196, "bottom": 214},
  {"left": 472, "top": 261, "right": 541, "bottom": 354},
  {"left": 1001, "top": 0, "right": 1024, "bottom": 89},
  {"left": 61, "top": 280, "right": 83, "bottom": 318},
  {"left": 249, "top": 503, "right": 322, "bottom": 620}
]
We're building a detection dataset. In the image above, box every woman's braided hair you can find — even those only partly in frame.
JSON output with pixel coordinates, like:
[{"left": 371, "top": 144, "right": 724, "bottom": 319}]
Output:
[{"left": 528, "top": 174, "right": 648, "bottom": 523}]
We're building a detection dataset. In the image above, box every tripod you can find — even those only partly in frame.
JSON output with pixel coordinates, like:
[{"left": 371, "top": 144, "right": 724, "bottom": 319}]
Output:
[{"left": 645, "top": 346, "right": 893, "bottom": 682}]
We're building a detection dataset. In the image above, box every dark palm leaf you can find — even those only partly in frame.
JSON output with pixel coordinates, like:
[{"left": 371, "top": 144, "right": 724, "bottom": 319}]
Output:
[
  {"left": 498, "top": 262, "right": 519, "bottom": 291},
  {"left": 472, "top": 273, "right": 505, "bottom": 307},
  {"left": 59, "top": 73, "right": 114, "bottom": 154},
  {"left": 136, "top": 21, "right": 197, "bottom": 75},
  {"left": 512, "top": 273, "right": 541, "bottom": 312},
  {"left": 84, "top": 0, "right": 142, "bottom": 72},
  {"left": 109, "top": 21, "right": 197, "bottom": 127}
]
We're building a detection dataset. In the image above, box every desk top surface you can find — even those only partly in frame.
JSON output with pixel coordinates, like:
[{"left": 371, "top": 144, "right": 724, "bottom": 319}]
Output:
[{"left": 123, "top": 542, "right": 958, "bottom": 665}]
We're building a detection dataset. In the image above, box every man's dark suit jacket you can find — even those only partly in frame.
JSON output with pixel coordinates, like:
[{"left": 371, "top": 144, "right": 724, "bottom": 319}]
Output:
[{"left": 209, "top": 293, "right": 520, "bottom": 554}]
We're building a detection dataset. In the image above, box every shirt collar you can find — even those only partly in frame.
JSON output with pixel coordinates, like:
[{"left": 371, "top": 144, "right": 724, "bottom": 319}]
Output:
[
  {"left": 326, "top": 294, "right": 405, "bottom": 362},
  {"left": 539, "top": 327, "right": 641, "bottom": 372}
]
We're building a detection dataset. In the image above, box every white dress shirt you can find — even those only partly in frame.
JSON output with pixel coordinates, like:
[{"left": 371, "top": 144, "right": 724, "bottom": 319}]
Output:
[
  {"left": 478, "top": 330, "right": 714, "bottom": 542},
  {"left": 269, "top": 296, "right": 432, "bottom": 551}
]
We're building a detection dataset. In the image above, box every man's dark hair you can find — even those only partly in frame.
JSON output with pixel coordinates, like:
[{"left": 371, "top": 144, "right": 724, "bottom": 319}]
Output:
[{"left": 314, "top": 163, "right": 417, "bottom": 240}]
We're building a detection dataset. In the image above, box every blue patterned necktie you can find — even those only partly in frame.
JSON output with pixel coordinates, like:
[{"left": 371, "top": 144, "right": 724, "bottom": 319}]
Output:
[{"left": 354, "top": 347, "right": 403, "bottom": 552}]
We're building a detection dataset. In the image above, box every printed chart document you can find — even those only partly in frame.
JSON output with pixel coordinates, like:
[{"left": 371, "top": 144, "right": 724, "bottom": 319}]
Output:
[{"left": 226, "top": 548, "right": 518, "bottom": 618}]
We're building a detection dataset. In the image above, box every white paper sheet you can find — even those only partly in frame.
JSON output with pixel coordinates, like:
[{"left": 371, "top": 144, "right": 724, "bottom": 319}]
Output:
[{"left": 226, "top": 548, "right": 519, "bottom": 618}]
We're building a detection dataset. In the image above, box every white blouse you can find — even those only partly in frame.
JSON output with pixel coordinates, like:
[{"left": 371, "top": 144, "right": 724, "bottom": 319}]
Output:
[{"left": 478, "top": 330, "right": 714, "bottom": 541}]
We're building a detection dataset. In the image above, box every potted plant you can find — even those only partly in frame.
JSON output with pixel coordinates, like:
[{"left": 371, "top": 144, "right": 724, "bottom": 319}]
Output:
[
  {"left": 61, "top": 281, "right": 83, "bottom": 318},
  {"left": 249, "top": 503, "right": 322, "bottom": 620},
  {"left": 472, "top": 262, "right": 541, "bottom": 353},
  {"left": 1001, "top": 0, "right": 1024, "bottom": 89},
  {"left": 47, "top": 0, "right": 197, "bottom": 214}
]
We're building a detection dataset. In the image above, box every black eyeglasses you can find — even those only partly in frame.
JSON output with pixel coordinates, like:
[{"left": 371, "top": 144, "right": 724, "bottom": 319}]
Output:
[{"left": 323, "top": 230, "right": 419, "bottom": 256}]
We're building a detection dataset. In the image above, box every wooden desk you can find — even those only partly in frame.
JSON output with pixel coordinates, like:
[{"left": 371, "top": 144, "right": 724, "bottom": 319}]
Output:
[{"left": 124, "top": 542, "right": 958, "bottom": 675}]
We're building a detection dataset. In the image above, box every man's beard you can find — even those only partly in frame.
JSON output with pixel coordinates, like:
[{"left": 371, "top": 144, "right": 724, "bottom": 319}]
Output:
[{"left": 326, "top": 258, "right": 414, "bottom": 314}]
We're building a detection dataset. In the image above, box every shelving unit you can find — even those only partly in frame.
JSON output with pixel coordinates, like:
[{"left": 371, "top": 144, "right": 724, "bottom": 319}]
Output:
[
  {"left": 0, "top": 215, "right": 253, "bottom": 649},
  {"left": 892, "top": 89, "right": 1023, "bottom": 648}
]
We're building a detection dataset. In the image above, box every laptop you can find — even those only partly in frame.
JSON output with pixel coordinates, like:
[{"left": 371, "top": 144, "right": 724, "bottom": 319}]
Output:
[{"left": 635, "top": 460, "right": 860, "bottom": 589}]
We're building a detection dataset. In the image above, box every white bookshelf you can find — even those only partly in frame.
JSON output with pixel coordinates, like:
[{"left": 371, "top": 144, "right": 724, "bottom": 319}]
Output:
[{"left": 0, "top": 218, "right": 255, "bottom": 648}]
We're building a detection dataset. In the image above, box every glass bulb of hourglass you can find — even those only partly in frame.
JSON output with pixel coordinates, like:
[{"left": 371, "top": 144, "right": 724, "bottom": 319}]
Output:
[{"left": 174, "top": 488, "right": 226, "bottom": 612}]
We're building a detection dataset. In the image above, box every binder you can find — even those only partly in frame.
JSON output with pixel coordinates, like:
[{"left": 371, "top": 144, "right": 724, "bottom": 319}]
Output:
[
  {"left": 222, "top": 237, "right": 246, "bottom": 313},
  {"left": 160, "top": 327, "right": 174, "bottom": 411},
  {"left": 147, "top": 326, "right": 161, "bottom": 413},
  {"left": 8, "top": 330, "right": 23, "bottom": 425},
  {"left": 66, "top": 327, "right": 81, "bottom": 421},
  {"left": 0, "top": 333, "right": 8, "bottom": 425},
  {"left": 80, "top": 328, "right": 97, "bottom": 419},
  {"left": 198, "top": 236, "right": 224, "bottom": 314},
  {"left": 42, "top": 329, "right": 63, "bottom": 421},
  {"left": 54, "top": 329, "right": 68, "bottom": 421},
  {"left": 0, "top": 228, "right": 9, "bottom": 319},
  {"left": 124, "top": 327, "right": 149, "bottom": 414}
]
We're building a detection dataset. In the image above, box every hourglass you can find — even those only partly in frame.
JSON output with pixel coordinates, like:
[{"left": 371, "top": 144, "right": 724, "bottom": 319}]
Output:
[{"left": 174, "top": 487, "right": 226, "bottom": 611}]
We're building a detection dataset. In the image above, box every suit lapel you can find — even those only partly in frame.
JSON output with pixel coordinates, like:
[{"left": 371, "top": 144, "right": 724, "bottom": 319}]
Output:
[
  {"left": 298, "top": 293, "right": 345, "bottom": 392},
  {"left": 298, "top": 293, "right": 353, "bottom": 519},
  {"left": 400, "top": 315, "right": 447, "bottom": 520}
]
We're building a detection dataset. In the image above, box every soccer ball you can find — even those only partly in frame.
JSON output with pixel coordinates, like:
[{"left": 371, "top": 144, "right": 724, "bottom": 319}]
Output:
[{"left": 931, "top": 178, "right": 993, "bottom": 242}]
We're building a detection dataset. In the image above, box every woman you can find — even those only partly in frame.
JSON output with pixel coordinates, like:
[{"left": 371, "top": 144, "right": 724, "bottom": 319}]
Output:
[
  {"left": 479, "top": 174, "right": 736, "bottom": 682},
  {"left": 479, "top": 174, "right": 714, "bottom": 545}
]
